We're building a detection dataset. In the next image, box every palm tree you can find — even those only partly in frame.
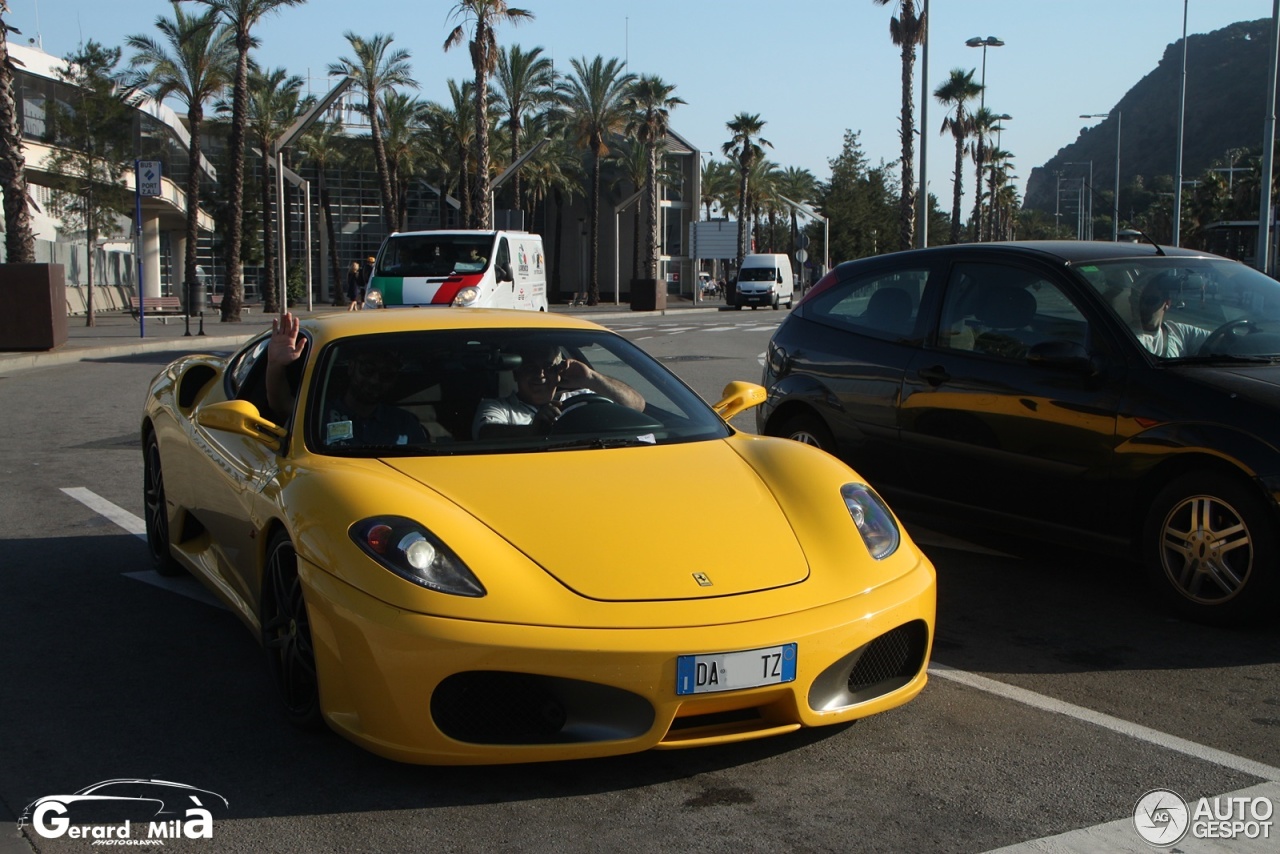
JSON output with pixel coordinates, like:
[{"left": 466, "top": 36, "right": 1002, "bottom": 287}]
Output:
[
  {"left": 444, "top": 1, "right": 533, "bottom": 230},
  {"left": 126, "top": 2, "right": 235, "bottom": 305},
  {"left": 1, "top": 0, "right": 36, "bottom": 263},
  {"left": 190, "top": 0, "right": 306, "bottom": 321},
  {"left": 493, "top": 43, "right": 555, "bottom": 218},
  {"left": 721, "top": 112, "right": 771, "bottom": 263},
  {"left": 775, "top": 165, "right": 817, "bottom": 260},
  {"left": 558, "top": 55, "right": 635, "bottom": 305},
  {"left": 873, "top": 0, "right": 926, "bottom": 251},
  {"left": 380, "top": 90, "right": 432, "bottom": 230},
  {"left": 700, "top": 158, "right": 735, "bottom": 221},
  {"left": 968, "top": 106, "right": 996, "bottom": 241},
  {"left": 934, "top": 67, "right": 981, "bottom": 244},
  {"left": 331, "top": 32, "right": 415, "bottom": 235},
  {"left": 429, "top": 79, "right": 478, "bottom": 227},
  {"left": 242, "top": 66, "right": 303, "bottom": 313},
  {"left": 295, "top": 118, "right": 346, "bottom": 304},
  {"left": 624, "top": 75, "right": 684, "bottom": 281},
  {"left": 984, "top": 146, "right": 1014, "bottom": 241}
]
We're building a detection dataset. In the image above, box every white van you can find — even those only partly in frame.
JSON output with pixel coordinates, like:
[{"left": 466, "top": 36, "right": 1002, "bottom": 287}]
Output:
[
  {"left": 733, "top": 253, "right": 794, "bottom": 310},
  {"left": 364, "top": 230, "right": 548, "bottom": 311}
]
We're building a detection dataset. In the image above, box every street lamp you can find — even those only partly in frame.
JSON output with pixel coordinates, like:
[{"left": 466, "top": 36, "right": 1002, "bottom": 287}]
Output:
[
  {"left": 992, "top": 113, "right": 1012, "bottom": 149},
  {"left": 1064, "top": 161, "right": 1093, "bottom": 239},
  {"left": 965, "top": 35, "right": 1005, "bottom": 109},
  {"left": 1081, "top": 111, "right": 1122, "bottom": 241}
]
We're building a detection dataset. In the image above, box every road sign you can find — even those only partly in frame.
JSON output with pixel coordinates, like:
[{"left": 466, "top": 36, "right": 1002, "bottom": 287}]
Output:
[
  {"left": 138, "top": 161, "right": 162, "bottom": 197},
  {"left": 796, "top": 248, "right": 809, "bottom": 263}
]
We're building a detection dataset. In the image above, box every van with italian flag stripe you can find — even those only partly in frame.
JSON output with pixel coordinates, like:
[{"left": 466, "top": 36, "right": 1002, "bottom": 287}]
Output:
[{"left": 363, "top": 230, "right": 548, "bottom": 311}]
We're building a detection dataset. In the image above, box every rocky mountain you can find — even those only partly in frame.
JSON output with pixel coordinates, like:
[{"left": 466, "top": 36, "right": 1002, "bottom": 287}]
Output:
[{"left": 1023, "top": 18, "right": 1274, "bottom": 215}]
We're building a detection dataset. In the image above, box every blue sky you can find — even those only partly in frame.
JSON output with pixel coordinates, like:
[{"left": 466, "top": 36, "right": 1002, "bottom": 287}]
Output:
[{"left": 10, "top": 0, "right": 1274, "bottom": 214}]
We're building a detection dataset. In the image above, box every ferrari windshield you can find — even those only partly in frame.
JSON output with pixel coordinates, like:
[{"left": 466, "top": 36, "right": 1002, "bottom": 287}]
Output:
[
  {"left": 305, "top": 328, "right": 732, "bottom": 456},
  {"left": 1076, "top": 257, "right": 1280, "bottom": 361}
]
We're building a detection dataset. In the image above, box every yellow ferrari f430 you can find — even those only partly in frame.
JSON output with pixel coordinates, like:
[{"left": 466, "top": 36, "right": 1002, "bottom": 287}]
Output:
[{"left": 141, "top": 309, "right": 935, "bottom": 764}]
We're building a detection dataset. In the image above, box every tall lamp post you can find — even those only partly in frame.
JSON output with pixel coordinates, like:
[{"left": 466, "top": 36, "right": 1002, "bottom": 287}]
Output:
[
  {"left": 1174, "top": 0, "right": 1189, "bottom": 247},
  {"left": 1064, "top": 161, "right": 1093, "bottom": 239},
  {"left": 1081, "top": 111, "right": 1122, "bottom": 241},
  {"left": 965, "top": 35, "right": 1005, "bottom": 109}
]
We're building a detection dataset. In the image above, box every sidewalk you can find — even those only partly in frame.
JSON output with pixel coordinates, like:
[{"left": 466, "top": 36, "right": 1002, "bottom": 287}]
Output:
[{"left": 0, "top": 295, "right": 721, "bottom": 375}]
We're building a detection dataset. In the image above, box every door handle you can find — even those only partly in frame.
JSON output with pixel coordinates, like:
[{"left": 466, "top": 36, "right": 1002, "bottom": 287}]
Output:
[{"left": 917, "top": 365, "right": 950, "bottom": 386}]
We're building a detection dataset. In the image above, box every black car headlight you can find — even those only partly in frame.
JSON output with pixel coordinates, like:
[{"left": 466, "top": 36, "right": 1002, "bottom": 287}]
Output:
[
  {"left": 841, "top": 483, "right": 900, "bottom": 560},
  {"left": 350, "top": 516, "right": 486, "bottom": 597}
]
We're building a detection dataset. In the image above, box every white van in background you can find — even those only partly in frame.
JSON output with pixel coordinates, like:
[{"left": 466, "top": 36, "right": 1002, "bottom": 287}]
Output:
[
  {"left": 733, "top": 253, "right": 794, "bottom": 310},
  {"left": 365, "top": 230, "right": 548, "bottom": 311}
]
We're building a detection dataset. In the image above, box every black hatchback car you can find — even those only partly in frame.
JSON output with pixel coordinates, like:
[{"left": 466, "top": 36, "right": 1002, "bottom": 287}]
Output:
[{"left": 758, "top": 240, "right": 1280, "bottom": 624}]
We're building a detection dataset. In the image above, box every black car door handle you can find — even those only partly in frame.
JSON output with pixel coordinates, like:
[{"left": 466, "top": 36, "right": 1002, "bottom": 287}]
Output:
[{"left": 917, "top": 365, "right": 950, "bottom": 386}]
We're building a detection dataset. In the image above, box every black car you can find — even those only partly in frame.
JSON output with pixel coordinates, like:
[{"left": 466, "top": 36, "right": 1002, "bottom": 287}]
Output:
[{"left": 758, "top": 240, "right": 1280, "bottom": 624}]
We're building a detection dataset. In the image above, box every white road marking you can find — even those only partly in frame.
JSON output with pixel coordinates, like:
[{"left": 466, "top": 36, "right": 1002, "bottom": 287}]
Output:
[
  {"left": 62, "top": 487, "right": 226, "bottom": 609},
  {"left": 983, "top": 782, "right": 1280, "bottom": 853},
  {"left": 930, "top": 663, "right": 1280, "bottom": 782},
  {"left": 61, "top": 486, "right": 145, "bottom": 538}
]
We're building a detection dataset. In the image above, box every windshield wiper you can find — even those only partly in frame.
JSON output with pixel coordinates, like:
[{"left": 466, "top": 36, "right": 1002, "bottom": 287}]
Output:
[
  {"left": 539, "top": 436, "right": 657, "bottom": 452},
  {"left": 1165, "top": 354, "right": 1280, "bottom": 365}
]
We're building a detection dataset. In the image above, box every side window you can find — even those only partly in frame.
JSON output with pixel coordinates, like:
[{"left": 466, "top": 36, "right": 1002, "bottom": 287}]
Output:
[
  {"left": 496, "top": 238, "right": 512, "bottom": 281},
  {"left": 938, "top": 263, "right": 1089, "bottom": 359},
  {"left": 228, "top": 337, "right": 270, "bottom": 397},
  {"left": 804, "top": 269, "right": 928, "bottom": 339}
]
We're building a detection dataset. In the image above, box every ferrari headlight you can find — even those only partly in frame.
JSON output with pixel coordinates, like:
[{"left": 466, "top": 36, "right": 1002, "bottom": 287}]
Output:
[
  {"left": 841, "top": 483, "right": 900, "bottom": 560},
  {"left": 351, "top": 516, "right": 485, "bottom": 597},
  {"left": 364, "top": 288, "right": 384, "bottom": 309},
  {"left": 452, "top": 286, "right": 480, "bottom": 307}
]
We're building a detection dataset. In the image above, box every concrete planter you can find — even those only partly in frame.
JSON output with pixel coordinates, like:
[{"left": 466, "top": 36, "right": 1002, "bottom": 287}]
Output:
[
  {"left": 0, "top": 264, "right": 68, "bottom": 351},
  {"left": 630, "top": 278, "right": 665, "bottom": 312}
]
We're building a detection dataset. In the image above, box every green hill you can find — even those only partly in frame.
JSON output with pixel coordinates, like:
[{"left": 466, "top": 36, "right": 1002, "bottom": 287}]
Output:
[{"left": 1024, "top": 18, "right": 1274, "bottom": 216}]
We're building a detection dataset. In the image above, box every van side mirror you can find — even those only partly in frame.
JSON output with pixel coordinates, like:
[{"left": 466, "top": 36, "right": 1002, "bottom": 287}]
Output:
[
  {"left": 777, "top": 272, "right": 783, "bottom": 284},
  {"left": 496, "top": 262, "right": 513, "bottom": 283}
]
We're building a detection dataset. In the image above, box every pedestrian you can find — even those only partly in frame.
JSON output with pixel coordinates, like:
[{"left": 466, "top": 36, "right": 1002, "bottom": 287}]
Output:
[
  {"left": 359, "top": 255, "right": 376, "bottom": 304},
  {"left": 346, "top": 261, "right": 362, "bottom": 311}
]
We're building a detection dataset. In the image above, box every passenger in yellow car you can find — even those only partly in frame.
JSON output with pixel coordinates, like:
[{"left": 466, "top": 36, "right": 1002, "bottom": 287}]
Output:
[
  {"left": 267, "top": 312, "right": 428, "bottom": 446},
  {"left": 472, "top": 341, "right": 645, "bottom": 439}
]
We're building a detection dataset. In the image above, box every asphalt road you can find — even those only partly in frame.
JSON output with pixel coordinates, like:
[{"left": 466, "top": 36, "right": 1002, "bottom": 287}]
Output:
[{"left": 1, "top": 308, "right": 1277, "bottom": 853}]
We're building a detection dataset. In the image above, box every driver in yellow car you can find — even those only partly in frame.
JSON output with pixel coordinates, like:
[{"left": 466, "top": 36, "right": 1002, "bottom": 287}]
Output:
[{"left": 472, "top": 341, "right": 645, "bottom": 439}]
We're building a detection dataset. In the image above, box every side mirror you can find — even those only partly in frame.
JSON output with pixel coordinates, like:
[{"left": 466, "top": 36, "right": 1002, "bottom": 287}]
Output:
[
  {"left": 496, "top": 262, "right": 513, "bottom": 283},
  {"left": 196, "top": 400, "right": 287, "bottom": 452},
  {"left": 713, "top": 381, "right": 768, "bottom": 421}
]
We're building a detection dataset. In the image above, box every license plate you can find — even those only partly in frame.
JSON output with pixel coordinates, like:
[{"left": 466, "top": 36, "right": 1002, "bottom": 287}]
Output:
[{"left": 676, "top": 644, "right": 797, "bottom": 695}]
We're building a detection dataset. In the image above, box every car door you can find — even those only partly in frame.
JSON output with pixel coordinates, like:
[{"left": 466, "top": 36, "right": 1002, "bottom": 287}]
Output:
[
  {"left": 775, "top": 262, "right": 937, "bottom": 486},
  {"left": 188, "top": 336, "right": 292, "bottom": 613},
  {"left": 898, "top": 259, "right": 1125, "bottom": 534}
]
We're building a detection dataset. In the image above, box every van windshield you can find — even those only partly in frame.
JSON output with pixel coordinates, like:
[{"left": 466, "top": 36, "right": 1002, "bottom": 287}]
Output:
[
  {"left": 377, "top": 235, "right": 494, "bottom": 278},
  {"left": 739, "top": 267, "right": 779, "bottom": 282}
]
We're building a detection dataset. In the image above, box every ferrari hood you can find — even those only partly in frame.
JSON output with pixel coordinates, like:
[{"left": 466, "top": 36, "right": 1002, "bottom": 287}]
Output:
[{"left": 383, "top": 441, "right": 810, "bottom": 601}]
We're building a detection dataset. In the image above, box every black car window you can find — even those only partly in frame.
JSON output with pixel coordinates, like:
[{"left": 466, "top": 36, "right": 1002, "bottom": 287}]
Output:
[
  {"left": 939, "top": 263, "right": 1089, "bottom": 360},
  {"left": 804, "top": 268, "right": 928, "bottom": 339}
]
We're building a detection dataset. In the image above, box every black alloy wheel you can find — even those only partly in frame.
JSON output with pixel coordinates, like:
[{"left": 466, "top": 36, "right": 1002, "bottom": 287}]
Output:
[
  {"left": 262, "top": 532, "right": 323, "bottom": 729},
  {"left": 143, "top": 433, "right": 184, "bottom": 576},
  {"left": 1143, "top": 470, "right": 1279, "bottom": 625}
]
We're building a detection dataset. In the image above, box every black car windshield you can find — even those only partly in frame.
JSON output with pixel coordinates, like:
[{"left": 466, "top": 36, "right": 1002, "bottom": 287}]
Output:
[
  {"left": 376, "top": 234, "right": 493, "bottom": 277},
  {"left": 1076, "top": 257, "right": 1280, "bottom": 361},
  {"left": 305, "top": 328, "right": 732, "bottom": 456}
]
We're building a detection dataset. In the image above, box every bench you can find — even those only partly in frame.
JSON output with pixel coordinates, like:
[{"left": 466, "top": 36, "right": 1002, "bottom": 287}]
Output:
[{"left": 129, "top": 295, "right": 187, "bottom": 324}]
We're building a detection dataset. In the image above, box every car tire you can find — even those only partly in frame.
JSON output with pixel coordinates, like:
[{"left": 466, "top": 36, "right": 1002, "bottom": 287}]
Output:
[
  {"left": 262, "top": 531, "right": 323, "bottom": 730},
  {"left": 1142, "top": 470, "right": 1279, "bottom": 625},
  {"left": 143, "top": 432, "right": 185, "bottom": 576},
  {"left": 772, "top": 412, "right": 836, "bottom": 454},
  {"left": 772, "top": 296, "right": 779, "bottom": 310}
]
